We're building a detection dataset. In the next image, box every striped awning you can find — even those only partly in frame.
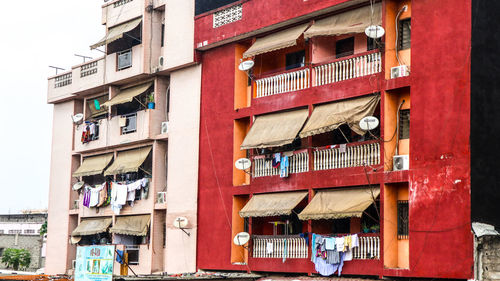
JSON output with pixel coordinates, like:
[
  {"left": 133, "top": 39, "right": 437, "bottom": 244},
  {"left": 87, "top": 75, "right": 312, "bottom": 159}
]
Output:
[
  {"left": 72, "top": 217, "right": 112, "bottom": 236},
  {"left": 239, "top": 192, "right": 308, "bottom": 218},
  {"left": 110, "top": 215, "right": 151, "bottom": 236},
  {"left": 101, "top": 82, "right": 152, "bottom": 107},
  {"left": 73, "top": 154, "right": 114, "bottom": 178},
  {"left": 298, "top": 187, "right": 380, "bottom": 220},
  {"left": 104, "top": 147, "right": 151, "bottom": 176},
  {"left": 243, "top": 24, "right": 309, "bottom": 58},
  {"left": 90, "top": 18, "right": 142, "bottom": 49}
]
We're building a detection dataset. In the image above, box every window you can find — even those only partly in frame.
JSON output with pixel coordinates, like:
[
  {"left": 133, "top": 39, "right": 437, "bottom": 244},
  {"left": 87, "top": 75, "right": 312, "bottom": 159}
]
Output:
[
  {"left": 117, "top": 49, "right": 133, "bottom": 71},
  {"left": 398, "top": 18, "right": 411, "bottom": 50},
  {"left": 24, "top": 229, "right": 35, "bottom": 234},
  {"left": 125, "top": 245, "right": 140, "bottom": 265},
  {"left": 335, "top": 37, "right": 354, "bottom": 58},
  {"left": 8, "top": 230, "right": 22, "bottom": 234},
  {"left": 120, "top": 113, "right": 137, "bottom": 134},
  {"left": 397, "top": 200, "right": 409, "bottom": 239},
  {"left": 367, "top": 37, "right": 381, "bottom": 51},
  {"left": 161, "top": 24, "right": 165, "bottom": 47},
  {"left": 285, "top": 50, "right": 305, "bottom": 70},
  {"left": 399, "top": 109, "right": 410, "bottom": 139}
]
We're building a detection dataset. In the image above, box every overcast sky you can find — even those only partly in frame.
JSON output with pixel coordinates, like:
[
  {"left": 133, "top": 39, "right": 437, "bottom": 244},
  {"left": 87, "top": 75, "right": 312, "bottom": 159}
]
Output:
[{"left": 0, "top": 1, "right": 104, "bottom": 213}]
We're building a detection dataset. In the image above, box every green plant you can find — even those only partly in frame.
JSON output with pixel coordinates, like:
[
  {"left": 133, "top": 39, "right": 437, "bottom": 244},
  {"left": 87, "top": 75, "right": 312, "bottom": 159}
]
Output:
[
  {"left": 39, "top": 221, "right": 47, "bottom": 237},
  {"left": 370, "top": 225, "right": 380, "bottom": 232},
  {"left": 148, "top": 93, "right": 155, "bottom": 103},
  {"left": 362, "top": 222, "right": 370, "bottom": 233},
  {"left": 1, "top": 248, "right": 31, "bottom": 270}
]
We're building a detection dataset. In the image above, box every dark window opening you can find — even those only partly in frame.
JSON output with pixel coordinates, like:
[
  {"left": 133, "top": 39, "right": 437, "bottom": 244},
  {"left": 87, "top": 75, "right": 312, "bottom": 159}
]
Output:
[
  {"left": 86, "top": 95, "right": 108, "bottom": 121},
  {"left": 125, "top": 245, "right": 140, "bottom": 265},
  {"left": 398, "top": 18, "right": 411, "bottom": 50},
  {"left": 397, "top": 200, "right": 409, "bottom": 239},
  {"left": 399, "top": 109, "right": 410, "bottom": 139},
  {"left": 195, "top": 0, "right": 240, "bottom": 15},
  {"left": 336, "top": 37, "right": 354, "bottom": 58},
  {"left": 78, "top": 233, "right": 112, "bottom": 246},
  {"left": 285, "top": 50, "right": 305, "bottom": 70},
  {"left": 331, "top": 218, "right": 351, "bottom": 234},
  {"left": 361, "top": 197, "right": 380, "bottom": 233},
  {"left": 0, "top": 248, "right": 4, "bottom": 256},
  {"left": 367, "top": 37, "right": 381, "bottom": 51},
  {"left": 243, "top": 217, "right": 249, "bottom": 233},
  {"left": 107, "top": 23, "right": 142, "bottom": 55},
  {"left": 161, "top": 24, "right": 165, "bottom": 47},
  {"left": 162, "top": 223, "right": 166, "bottom": 248}
]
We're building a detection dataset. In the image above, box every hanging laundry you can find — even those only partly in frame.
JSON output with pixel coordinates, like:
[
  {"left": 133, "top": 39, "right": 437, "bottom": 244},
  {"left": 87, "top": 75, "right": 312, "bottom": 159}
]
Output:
[
  {"left": 96, "top": 182, "right": 108, "bottom": 208},
  {"left": 266, "top": 242, "right": 273, "bottom": 254},
  {"left": 280, "top": 155, "right": 289, "bottom": 178},
  {"left": 272, "top": 153, "right": 281, "bottom": 168},
  {"left": 89, "top": 123, "right": 96, "bottom": 140}
]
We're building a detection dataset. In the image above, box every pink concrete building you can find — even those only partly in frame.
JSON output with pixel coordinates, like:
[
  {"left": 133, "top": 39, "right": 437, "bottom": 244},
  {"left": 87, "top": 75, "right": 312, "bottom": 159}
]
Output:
[{"left": 46, "top": 0, "right": 200, "bottom": 275}]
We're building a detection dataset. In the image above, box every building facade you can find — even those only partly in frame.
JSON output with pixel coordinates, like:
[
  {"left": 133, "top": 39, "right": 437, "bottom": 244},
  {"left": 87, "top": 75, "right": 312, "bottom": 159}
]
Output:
[
  {"left": 46, "top": 0, "right": 200, "bottom": 275},
  {"left": 0, "top": 213, "right": 47, "bottom": 271},
  {"left": 194, "top": 0, "right": 498, "bottom": 279}
]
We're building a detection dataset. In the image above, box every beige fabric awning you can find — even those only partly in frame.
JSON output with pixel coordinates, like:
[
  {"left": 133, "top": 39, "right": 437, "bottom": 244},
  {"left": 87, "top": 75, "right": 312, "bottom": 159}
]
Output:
[
  {"left": 304, "top": 3, "right": 382, "bottom": 39},
  {"left": 243, "top": 24, "right": 309, "bottom": 58},
  {"left": 72, "top": 217, "right": 112, "bottom": 236},
  {"left": 87, "top": 95, "right": 109, "bottom": 118},
  {"left": 90, "top": 18, "right": 142, "bottom": 49},
  {"left": 299, "top": 94, "right": 380, "bottom": 138},
  {"left": 104, "top": 146, "right": 151, "bottom": 176},
  {"left": 239, "top": 191, "right": 308, "bottom": 218},
  {"left": 73, "top": 154, "right": 114, "bottom": 178},
  {"left": 240, "top": 109, "right": 309, "bottom": 150},
  {"left": 101, "top": 82, "right": 152, "bottom": 108},
  {"left": 298, "top": 187, "right": 380, "bottom": 220},
  {"left": 110, "top": 215, "right": 151, "bottom": 236}
]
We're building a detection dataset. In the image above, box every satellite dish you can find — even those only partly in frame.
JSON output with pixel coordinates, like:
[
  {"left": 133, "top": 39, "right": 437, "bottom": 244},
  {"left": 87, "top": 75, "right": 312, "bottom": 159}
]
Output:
[
  {"left": 359, "top": 116, "right": 379, "bottom": 131},
  {"left": 235, "top": 158, "right": 251, "bottom": 170},
  {"left": 238, "top": 60, "right": 255, "bottom": 71},
  {"left": 173, "top": 216, "right": 189, "bottom": 229},
  {"left": 72, "top": 113, "right": 84, "bottom": 125},
  {"left": 73, "top": 181, "right": 85, "bottom": 191},
  {"left": 233, "top": 232, "right": 250, "bottom": 246},
  {"left": 365, "top": 25, "right": 385, "bottom": 39},
  {"left": 70, "top": 236, "right": 81, "bottom": 245}
]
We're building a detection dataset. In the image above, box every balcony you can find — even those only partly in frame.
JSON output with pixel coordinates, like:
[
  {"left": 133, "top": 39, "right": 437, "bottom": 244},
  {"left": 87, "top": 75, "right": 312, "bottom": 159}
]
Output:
[
  {"left": 251, "top": 141, "right": 380, "bottom": 178},
  {"left": 74, "top": 110, "right": 150, "bottom": 153},
  {"left": 252, "top": 51, "right": 381, "bottom": 99},
  {"left": 252, "top": 235, "right": 308, "bottom": 259},
  {"left": 47, "top": 58, "right": 105, "bottom": 103},
  {"left": 251, "top": 234, "right": 379, "bottom": 260},
  {"left": 252, "top": 149, "right": 309, "bottom": 178}
]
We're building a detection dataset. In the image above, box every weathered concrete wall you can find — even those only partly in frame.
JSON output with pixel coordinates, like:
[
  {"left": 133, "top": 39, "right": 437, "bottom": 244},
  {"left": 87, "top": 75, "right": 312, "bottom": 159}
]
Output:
[
  {"left": 0, "top": 234, "right": 44, "bottom": 270},
  {"left": 477, "top": 236, "right": 500, "bottom": 281}
]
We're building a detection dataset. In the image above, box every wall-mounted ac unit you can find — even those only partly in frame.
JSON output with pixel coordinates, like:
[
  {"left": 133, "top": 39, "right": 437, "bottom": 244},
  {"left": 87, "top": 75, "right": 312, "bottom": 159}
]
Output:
[
  {"left": 157, "top": 192, "right": 167, "bottom": 204},
  {"left": 161, "top": 121, "right": 169, "bottom": 134},
  {"left": 391, "top": 65, "right": 409, "bottom": 79},
  {"left": 393, "top": 155, "right": 409, "bottom": 171}
]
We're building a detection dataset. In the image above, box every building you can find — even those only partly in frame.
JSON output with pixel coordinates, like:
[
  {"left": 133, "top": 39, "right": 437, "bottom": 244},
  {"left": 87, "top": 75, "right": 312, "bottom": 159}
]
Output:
[
  {"left": 0, "top": 213, "right": 47, "bottom": 271},
  {"left": 194, "top": 0, "right": 500, "bottom": 279},
  {"left": 46, "top": 0, "right": 200, "bottom": 275}
]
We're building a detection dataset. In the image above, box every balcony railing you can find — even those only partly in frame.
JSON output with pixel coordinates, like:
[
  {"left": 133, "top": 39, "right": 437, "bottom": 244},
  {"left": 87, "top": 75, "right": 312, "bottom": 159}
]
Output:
[
  {"left": 313, "top": 51, "right": 381, "bottom": 87},
  {"left": 252, "top": 235, "right": 308, "bottom": 259},
  {"left": 353, "top": 235, "right": 380, "bottom": 260},
  {"left": 255, "top": 67, "right": 310, "bottom": 98},
  {"left": 313, "top": 141, "right": 380, "bottom": 171},
  {"left": 252, "top": 149, "right": 309, "bottom": 178}
]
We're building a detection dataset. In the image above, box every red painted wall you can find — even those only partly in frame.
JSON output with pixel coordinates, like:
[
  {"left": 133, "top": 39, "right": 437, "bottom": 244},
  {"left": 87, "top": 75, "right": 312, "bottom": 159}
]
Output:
[{"left": 197, "top": 0, "right": 473, "bottom": 279}]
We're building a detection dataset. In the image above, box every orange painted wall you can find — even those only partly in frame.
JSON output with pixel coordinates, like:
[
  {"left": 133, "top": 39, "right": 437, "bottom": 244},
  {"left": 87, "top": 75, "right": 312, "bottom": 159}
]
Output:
[
  {"left": 385, "top": 0, "right": 412, "bottom": 79},
  {"left": 383, "top": 183, "right": 409, "bottom": 269},
  {"left": 384, "top": 89, "right": 410, "bottom": 171},
  {"left": 233, "top": 118, "right": 250, "bottom": 186},
  {"left": 235, "top": 44, "right": 251, "bottom": 109},
  {"left": 231, "top": 195, "right": 249, "bottom": 264}
]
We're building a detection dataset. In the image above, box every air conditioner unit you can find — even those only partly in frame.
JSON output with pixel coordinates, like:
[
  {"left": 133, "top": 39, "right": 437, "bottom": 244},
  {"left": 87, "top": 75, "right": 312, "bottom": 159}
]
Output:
[
  {"left": 161, "top": 121, "right": 169, "bottom": 134},
  {"left": 393, "top": 155, "right": 409, "bottom": 171},
  {"left": 390, "top": 65, "right": 409, "bottom": 79},
  {"left": 157, "top": 192, "right": 167, "bottom": 204},
  {"left": 159, "top": 56, "right": 164, "bottom": 67},
  {"left": 72, "top": 260, "right": 76, "bottom": 269}
]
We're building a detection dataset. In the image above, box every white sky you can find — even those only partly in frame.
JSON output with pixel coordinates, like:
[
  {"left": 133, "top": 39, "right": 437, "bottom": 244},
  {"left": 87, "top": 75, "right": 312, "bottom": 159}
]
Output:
[{"left": 0, "top": 1, "right": 105, "bottom": 213}]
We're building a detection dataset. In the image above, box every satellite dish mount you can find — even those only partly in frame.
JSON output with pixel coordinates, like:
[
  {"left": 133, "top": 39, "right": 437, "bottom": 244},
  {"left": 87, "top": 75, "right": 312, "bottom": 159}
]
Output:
[
  {"left": 235, "top": 158, "right": 252, "bottom": 175},
  {"left": 233, "top": 232, "right": 250, "bottom": 249},
  {"left": 238, "top": 59, "right": 255, "bottom": 79},
  {"left": 173, "top": 216, "right": 190, "bottom": 236}
]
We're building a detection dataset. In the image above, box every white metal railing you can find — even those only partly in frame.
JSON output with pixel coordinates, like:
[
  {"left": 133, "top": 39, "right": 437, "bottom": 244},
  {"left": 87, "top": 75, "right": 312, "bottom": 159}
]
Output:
[
  {"left": 255, "top": 68, "right": 310, "bottom": 98},
  {"left": 252, "top": 235, "right": 308, "bottom": 259},
  {"left": 313, "top": 142, "right": 380, "bottom": 171},
  {"left": 353, "top": 236, "right": 380, "bottom": 260},
  {"left": 253, "top": 150, "right": 309, "bottom": 178},
  {"left": 313, "top": 52, "right": 381, "bottom": 87}
]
